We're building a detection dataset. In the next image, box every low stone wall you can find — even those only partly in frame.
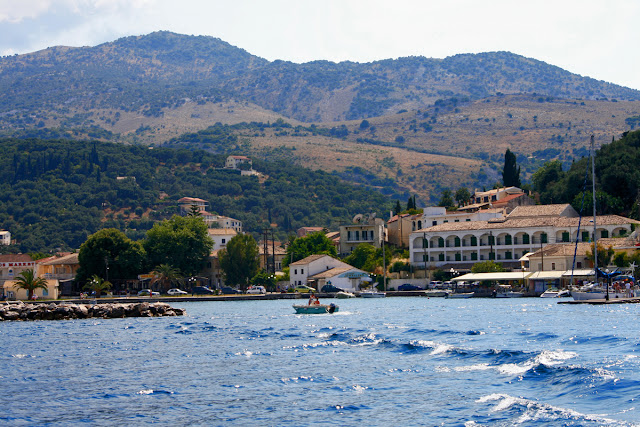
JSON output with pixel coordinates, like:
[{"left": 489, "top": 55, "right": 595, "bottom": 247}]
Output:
[{"left": 0, "top": 301, "right": 185, "bottom": 321}]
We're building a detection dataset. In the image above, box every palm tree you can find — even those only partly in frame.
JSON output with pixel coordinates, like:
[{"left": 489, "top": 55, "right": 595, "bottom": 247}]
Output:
[
  {"left": 83, "top": 275, "right": 112, "bottom": 298},
  {"left": 151, "top": 264, "right": 183, "bottom": 292},
  {"left": 14, "top": 269, "right": 48, "bottom": 300}
]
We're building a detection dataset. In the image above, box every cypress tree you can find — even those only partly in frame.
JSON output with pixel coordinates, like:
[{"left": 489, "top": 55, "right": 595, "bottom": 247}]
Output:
[{"left": 502, "top": 149, "right": 521, "bottom": 187}]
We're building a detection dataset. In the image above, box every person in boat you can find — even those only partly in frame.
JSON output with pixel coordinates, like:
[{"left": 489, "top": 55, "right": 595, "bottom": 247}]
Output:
[{"left": 308, "top": 293, "right": 319, "bottom": 305}]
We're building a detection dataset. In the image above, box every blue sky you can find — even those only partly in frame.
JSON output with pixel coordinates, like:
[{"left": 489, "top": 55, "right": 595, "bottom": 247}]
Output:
[{"left": 2, "top": 0, "right": 640, "bottom": 90}]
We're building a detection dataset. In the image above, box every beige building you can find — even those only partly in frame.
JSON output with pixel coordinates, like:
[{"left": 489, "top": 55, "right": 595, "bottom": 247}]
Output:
[
  {"left": 339, "top": 215, "right": 385, "bottom": 256},
  {"left": 0, "top": 254, "right": 36, "bottom": 288},
  {"left": 3, "top": 279, "right": 60, "bottom": 300},
  {"left": 208, "top": 228, "right": 237, "bottom": 251}
]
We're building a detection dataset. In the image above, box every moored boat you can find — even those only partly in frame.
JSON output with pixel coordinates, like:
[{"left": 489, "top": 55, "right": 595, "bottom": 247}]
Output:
[
  {"left": 293, "top": 303, "right": 339, "bottom": 314},
  {"left": 445, "top": 292, "right": 474, "bottom": 299},
  {"left": 335, "top": 291, "right": 355, "bottom": 299},
  {"left": 360, "top": 291, "right": 386, "bottom": 298}
]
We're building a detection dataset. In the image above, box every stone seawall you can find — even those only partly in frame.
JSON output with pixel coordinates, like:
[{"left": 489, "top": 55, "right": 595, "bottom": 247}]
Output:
[{"left": 0, "top": 301, "right": 185, "bottom": 321}]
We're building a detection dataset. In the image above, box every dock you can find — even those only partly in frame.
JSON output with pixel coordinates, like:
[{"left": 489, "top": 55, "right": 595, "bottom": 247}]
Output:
[{"left": 559, "top": 297, "right": 640, "bottom": 305}]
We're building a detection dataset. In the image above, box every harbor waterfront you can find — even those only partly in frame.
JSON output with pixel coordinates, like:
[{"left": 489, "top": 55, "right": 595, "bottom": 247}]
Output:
[{"left": 2, "top": 297, "right": 640, "bottom": 426}]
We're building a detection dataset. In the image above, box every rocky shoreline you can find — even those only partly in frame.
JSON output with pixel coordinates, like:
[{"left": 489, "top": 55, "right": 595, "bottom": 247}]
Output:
[{"left": 0, "top": 301, "right": 185, "bottom": 321}]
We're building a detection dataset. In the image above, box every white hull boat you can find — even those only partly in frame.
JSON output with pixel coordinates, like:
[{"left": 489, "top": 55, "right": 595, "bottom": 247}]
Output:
[
  {"left": 360, "top": 291, "right": 386, "bottom": 298},
  {"left": 445, "top": 292, "right": 474, "bottom": 299}
]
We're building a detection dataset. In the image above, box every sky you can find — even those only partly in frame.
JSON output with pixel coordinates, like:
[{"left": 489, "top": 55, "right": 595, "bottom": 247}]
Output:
[{"left": 1, "top": 0, "right": 640, "bottom": 90}]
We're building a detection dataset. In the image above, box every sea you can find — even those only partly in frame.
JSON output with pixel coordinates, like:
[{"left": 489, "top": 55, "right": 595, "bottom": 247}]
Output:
[{"left": 2, "top": 297, "right": 640, "bottom": 426}]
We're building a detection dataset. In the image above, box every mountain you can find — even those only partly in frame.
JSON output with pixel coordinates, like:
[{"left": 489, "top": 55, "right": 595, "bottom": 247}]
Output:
[{"left": 2, "top": 31, "right": 640, "bottom": 203}]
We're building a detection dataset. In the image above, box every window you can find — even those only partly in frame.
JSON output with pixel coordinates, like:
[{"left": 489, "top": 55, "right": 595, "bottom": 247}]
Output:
[
  {"left": 422, "top": 238, "right": 428, "bottom": 248},
  {"left": 541, "top": 233, "right": 548, "bottom": 244},
  {"left": 601, "top": 230, "right": 609, "bottom": 238},
  {"left": 422, "top": 254, "right": 428, "bottom": 262},
  {"left": 577, "top": 261, "right": 582, "bottom": 268},
  {"left": 489, "top": 252, "right": 495, "bottom": 260},
  {"left": 438, "top": 238, "right": 444, "bottom": 248},
  {"left": 466, "top": 219, "right": 471, "bottom": 222},
  {"left": 455, "top": 219, "right": 459, "bottom": 222},
  {"left": 455, "top": 253, "right": 461, "bottom": 261},
  {"left": 505, "top": 251, "right": 512, "bottom": 260},
  {"left": 562, "top": 232, "right": 570, "bottom": 242},
  {"left": 347, "top": 231, "right": 351, "bottom": 240},
  {"left": 523, "top": 234, "right": 530, "bottom": 244},
  {"left": 222, "top": 239, "right": 226, "bottom": 244},
  {"left": 471, "top": 236, "right": 478, "bottom": 246},
  {"left": 582, "top": 231, "right": 589, "bottom": 242},
  {"left": 454, "top": 237, "right": 461, "bottom": 247},
  {"left": 294, "top": 269, "right": 297, "bottom": 274},
  {"left": 488, "top": 235, "right": 495, "bottom": 246},
  {"left": 301, "top": 269, "right": 304, "bottom": 274},
  {"left": 432, "top": 221, "right": 437, "bottom": 226},
  {"left": 355, "top": 231, "right": 360, "bottom": 241},
  {"left": 417, "top": 221, "right": 422, "bottom": 229},
  {"left": 471, "top": 252, "right": 478, "bottom": 261},
  {"left": 444, "top": 220, "right": 448, "bottom": 223},
  {"left": 505, "top": 235, "right": 512, "bottom": 245},
  {"left": 551, "top": 263, "right": 556, "bottom": 270},
  {"left": 439, "top": 254, "right": 445, "bottom": 261}
]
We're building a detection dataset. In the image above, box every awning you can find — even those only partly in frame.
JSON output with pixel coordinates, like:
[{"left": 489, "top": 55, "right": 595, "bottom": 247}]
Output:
[
  {"left": 562, "top": 269, "right": 595, "bottom": 277},
  {"left": 453, "top": 272, "right": 531, "bottom": 282},
  {"left": 519, "top": 252, "right": 535, "bottom": 262},
  {"left": 339, "top": 271, "right": 370, "bottom": 279},
  {"left": 528, "top": 271, "right": 565, "bottom": 280}
]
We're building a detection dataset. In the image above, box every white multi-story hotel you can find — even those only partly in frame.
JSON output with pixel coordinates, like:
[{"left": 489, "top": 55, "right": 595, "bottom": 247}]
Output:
[{"left": 409, "top": 204, "right": 639, "bottom": 271}]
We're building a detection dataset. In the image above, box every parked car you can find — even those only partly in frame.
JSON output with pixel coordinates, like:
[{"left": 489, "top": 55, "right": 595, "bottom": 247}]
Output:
[
  {"left": 294, "top": 285, "right": 317, "bottom": 293},
  {"left": 247, "top": 286, "right": 266, "bottom": 294},
  {"left": 321, "top": 284, "right": 344, "bottom": 293},
  {"left": 167, "top": 288, "right": 188, "bottom": 296},
  {"left": 398, "top": 283, "right": 423, "bottom": 291},
  {"left": 442, "top": 281, "right": 455, "bottom": 288},
  {"left": 137, "top": 289, "right": 157, "bottom": 296},
  {"left": 429, "top": 281, "right": 443, "bottom": 289},
  {"left": 191, "top": 286, "right": 215, "bottom": 295},
  {"left": 220, "top": 286, "right": 240, "bottom": 294}
]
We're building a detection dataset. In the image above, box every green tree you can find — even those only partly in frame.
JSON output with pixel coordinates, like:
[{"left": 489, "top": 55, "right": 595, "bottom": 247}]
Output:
[
  {"left": 13, "top": 269, "right": 48, "bottom": 300},
  {"left": 471, "top": 260, "right": 504, "bottom": 273},
  {"left": 532, "top": 159, "right": 564, "bottom": 202},
  {"left": 78, "top": 228, "right": 146, "bottom": 282},
  {"left": 151, "top": 264, "right": 183, "bottom": 292},
  {"left": 586, "top": 243, "right": 615, "bottom": 268},
  {"left": 283, "top": 231, "right": 337, "bottom": 267},
  {"left": 454, "top": 187, "right": 471, "bottom": 206},
  {"left": 144, "top": 215, "right": 213, "bottom": 276},
  {"left": 83, "top": 274, "right": 112, "bottom": 297},
  {"left": 438, "top": 189, "right": 454, "bottom": 209},
  {"left": 343, "top": 243, "right": 391, "bottom": 273},
  {"left": 219, "top": 234, "right": 260, "bottom": 290},
  {"left": 187, "top": 205, "right": 202, "bottom": 217},
  {"left": 394, "top": 200, "right": 402, "bottom": 215},
  {"left": 251, "top": 271, "right": 277, "bottom": 292},
  {"left": 502, "top": 149, "right": 521, "bottom": 187}
]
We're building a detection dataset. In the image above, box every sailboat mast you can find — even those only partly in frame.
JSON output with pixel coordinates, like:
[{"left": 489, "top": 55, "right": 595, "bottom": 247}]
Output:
[{"left": 591, "top": 135, "right": 598, "bottom": 277}]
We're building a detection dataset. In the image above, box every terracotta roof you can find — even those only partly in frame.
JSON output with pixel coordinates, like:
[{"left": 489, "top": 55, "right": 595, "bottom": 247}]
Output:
[
  {"left": 178, "top": 197, "right": 207, "bottom": 203},
  {"left": 38, "top": 253, "right": 79, "bottom": 265},
  {"left": 527, "top": 237, "right": 635, "bottom": 258},
  {"left": 207, "top": 228, "right": 237, "bottom": 236},
  {"left": 290, "top": 254, "right": 333, "bottom": 266},
  {"left": 417, "top": 214, "right": 639, "bottom": 233},
  {"left": 508, "top": 204, "right": 576, "bottom": 218},
  {"left": 492, "top": 193, "right": 526, "bottom": 205},
  {"left": 0, "top": 254, "right": 33, "bottom": 262}
]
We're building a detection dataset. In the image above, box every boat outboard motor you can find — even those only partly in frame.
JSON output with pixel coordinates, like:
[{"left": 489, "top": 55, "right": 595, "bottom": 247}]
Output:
[{"left": 328, "top": 303, "right": 336, "bottom": 313}]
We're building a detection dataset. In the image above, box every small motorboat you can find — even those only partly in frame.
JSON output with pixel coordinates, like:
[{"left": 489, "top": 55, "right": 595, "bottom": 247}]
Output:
[
  {"left": 335, "top": 291, "right": 355, "bottom": 299},
  {"left": 293, "top": 303, "right": 339, "bottom": 314},
  {"left": 360, "top": 291, "right": 386, "bottom": 298},
  {"left": 445, "top": 292, "right": 474, "bottom": 299}
]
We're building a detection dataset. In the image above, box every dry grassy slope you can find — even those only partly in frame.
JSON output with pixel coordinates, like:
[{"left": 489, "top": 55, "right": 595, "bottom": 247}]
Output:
[{"left": 39, "top": 94, "right": 640, "bottom": 203}]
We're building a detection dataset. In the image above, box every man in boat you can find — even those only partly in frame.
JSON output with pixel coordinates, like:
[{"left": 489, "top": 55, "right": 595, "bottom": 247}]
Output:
[{"left": 308, "top": 293, "right": 319, "bottom": 305}]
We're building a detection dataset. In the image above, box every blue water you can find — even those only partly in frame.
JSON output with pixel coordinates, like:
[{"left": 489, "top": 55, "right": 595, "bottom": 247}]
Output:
[{"left": 2, "top": 297, "right": 640, "bottom": 426}]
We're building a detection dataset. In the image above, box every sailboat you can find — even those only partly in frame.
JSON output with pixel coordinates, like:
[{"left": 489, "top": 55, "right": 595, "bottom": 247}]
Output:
[
  {"left": 361, "top": 226, "right": 386, "bottom": 298},
  {"left": 570, "top": 135, "right": 626, "bottom": 301}
]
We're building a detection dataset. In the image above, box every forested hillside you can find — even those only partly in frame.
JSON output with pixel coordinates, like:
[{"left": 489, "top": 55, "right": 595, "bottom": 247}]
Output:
[
  {"left": 534, "top": 130, "right": 640, "bottom": 218},
  {"left": 0, "top": 138, "right": 389, "bottom": 252}
]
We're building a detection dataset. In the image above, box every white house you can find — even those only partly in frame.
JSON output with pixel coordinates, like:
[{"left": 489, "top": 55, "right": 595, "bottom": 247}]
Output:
[
  {"left": 225, "top": 155, "right": 252, "bottom": 170},
  {"left": 208, "top": 228, "right": 237, "bottom": 251},
  {"left": 289, "top": 254, "right": 371, "bottom": 292},
  {"left": 0, "top": 230, "right": 10, "bottom": 245},
  {"left": 409, "top": 204, "right": 639, "bottom": 272},
  {"left": 339, "top": 216, "right": 385, "bottom": 255}
]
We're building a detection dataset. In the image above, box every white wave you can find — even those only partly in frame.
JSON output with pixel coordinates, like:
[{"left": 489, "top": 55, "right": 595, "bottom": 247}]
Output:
[
  {"left": 352, "top": 385, "right": 367, "bottom": 394},
  {"left": 235, "top": 350, "right": 253, "bottom": 357},
  {"left": 11, "top": 354, "right": 32, "bottom": 358},
  {"left": 137, "top": 389, "right": 154, "bottom": 395},
  {"left": 410, "top": 339, "right": 453, "bottom": 355},
  {"left": 477, "top": 393, "right": 621, "bottom": 425},
  {"left": 455, "top": 363, "right": 492, "bottom": 372},
  {"left": 497, "top": 349, "right": 577, "bottom": 376}
]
